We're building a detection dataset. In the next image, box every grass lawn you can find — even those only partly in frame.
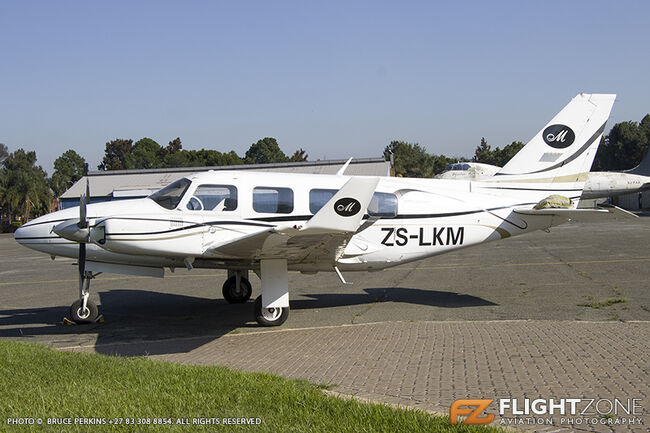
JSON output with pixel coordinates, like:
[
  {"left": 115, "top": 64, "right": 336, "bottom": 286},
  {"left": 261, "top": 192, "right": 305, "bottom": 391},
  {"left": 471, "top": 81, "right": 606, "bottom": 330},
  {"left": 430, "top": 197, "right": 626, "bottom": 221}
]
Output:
[{"left": 0, "top": 341, "right": 502, "bottom": 433}]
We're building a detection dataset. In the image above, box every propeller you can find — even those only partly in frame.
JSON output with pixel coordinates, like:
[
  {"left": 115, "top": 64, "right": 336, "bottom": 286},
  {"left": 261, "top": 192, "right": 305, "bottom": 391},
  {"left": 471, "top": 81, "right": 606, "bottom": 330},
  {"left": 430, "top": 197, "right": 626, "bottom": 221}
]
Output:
[
  {"left": 78, "top": 186, "right": 89, "bottom": 276},
  {"left": 53, "top": 180, "right": 91, "bottom": 272}
]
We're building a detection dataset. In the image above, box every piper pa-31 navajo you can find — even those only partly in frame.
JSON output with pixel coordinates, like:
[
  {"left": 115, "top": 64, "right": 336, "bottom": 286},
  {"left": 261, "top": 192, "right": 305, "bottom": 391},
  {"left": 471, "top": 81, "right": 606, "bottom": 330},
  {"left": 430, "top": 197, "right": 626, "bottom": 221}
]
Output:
[{"left": 15, "top": 93, "right": 634, "bottom": 327}]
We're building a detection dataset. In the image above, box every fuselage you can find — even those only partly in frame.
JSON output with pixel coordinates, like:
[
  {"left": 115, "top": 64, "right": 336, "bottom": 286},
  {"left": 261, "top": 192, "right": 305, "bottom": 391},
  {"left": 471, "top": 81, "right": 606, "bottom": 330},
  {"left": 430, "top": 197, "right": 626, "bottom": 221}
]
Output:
[{"left": 15, "top": 170, "right": 561, "bottom": 274}]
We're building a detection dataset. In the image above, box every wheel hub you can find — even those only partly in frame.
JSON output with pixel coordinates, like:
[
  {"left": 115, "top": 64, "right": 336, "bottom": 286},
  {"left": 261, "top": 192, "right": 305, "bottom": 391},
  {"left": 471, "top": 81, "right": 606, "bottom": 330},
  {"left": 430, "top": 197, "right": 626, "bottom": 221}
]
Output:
[
  {"left": 77, "top": 307, "right": 91, "bottom": 320},
  {"left": 261, "top": 307, "right": 281, "bottom": 321}
]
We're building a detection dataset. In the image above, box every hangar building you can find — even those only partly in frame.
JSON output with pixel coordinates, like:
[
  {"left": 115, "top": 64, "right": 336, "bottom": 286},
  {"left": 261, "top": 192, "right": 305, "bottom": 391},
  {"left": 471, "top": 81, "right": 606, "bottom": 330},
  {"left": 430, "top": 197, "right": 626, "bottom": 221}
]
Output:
[{"left": 60, "top": 157, "right": 392, "bottom": 209}]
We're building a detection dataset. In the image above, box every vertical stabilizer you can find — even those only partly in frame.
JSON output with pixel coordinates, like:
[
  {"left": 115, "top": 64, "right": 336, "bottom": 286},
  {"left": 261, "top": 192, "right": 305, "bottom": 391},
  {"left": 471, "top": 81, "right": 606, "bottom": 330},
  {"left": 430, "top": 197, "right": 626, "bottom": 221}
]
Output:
[
  {"left": 498, "top": 93, "right": 616, "bottom": 180},
  {"left": 626, "top": 145, "right": 650, "bottom": 175}
]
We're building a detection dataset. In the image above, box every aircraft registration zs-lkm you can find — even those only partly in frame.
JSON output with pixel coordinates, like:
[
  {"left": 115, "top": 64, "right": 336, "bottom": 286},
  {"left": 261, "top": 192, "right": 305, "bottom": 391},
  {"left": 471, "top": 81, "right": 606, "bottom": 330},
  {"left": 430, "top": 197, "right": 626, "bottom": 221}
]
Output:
[{"left": 15, "top": 93, "right": 634, "bottom": 326}]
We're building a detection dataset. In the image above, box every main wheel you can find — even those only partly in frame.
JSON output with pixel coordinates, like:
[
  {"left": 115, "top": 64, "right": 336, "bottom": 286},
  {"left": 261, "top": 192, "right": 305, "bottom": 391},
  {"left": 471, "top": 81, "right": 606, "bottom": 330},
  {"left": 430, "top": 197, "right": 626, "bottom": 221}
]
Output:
[
  {"left": 254, "top": 295, "right": 289, "bottom": 327},
  {"left": 222, "top": 276, "right": 252, "bottom": 303},
  {"left": 70, "top": 299, "right": 99, "bottom": 324}
]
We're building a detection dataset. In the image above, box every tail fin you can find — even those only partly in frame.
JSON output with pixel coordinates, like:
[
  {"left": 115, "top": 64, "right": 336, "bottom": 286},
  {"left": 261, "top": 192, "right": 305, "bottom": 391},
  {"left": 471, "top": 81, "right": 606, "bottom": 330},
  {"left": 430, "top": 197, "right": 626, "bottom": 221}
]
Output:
[
  {"left": 626, "top": 145, "right": 650, "bottom": 175},
  {"left": 497, "top": 93, "right": 616, "bottom": 180}
]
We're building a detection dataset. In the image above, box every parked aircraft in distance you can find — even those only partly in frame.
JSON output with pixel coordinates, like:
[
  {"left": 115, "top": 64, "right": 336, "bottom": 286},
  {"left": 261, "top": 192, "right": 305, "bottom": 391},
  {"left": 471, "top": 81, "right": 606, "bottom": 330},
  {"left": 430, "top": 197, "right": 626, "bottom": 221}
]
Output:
[
  {"left": 436, "top": 146, "right": 650, "bottom": 200},
  {"left": 14, "top": 94, "right": 635, "bottom": 327}
]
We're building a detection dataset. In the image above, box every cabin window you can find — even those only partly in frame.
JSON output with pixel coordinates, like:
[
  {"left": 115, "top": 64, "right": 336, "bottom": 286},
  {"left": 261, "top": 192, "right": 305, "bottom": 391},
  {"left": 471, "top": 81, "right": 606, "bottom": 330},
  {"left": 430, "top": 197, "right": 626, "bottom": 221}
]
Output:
[
  {"left": 187, "top": 185, "right": 237, "bottom": 211},
  {"left": 148, "top": 178, "right": 191, "bottom": 210},
  {"left": 253, "top": 187, "right": 294, "bottom": 214},
  {"left": 309, "top": 189, "right": 337, "bottom": 214},
  {"left": 368, "top": 192, "right": 398, "bottom": 217}
]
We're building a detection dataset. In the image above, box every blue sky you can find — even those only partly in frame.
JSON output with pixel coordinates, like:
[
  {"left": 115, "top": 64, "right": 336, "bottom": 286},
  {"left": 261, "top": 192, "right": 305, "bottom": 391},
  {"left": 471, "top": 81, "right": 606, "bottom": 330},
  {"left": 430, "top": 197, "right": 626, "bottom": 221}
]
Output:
[{"left": 1, "top": 1, "right": 649, "bottom": 174}]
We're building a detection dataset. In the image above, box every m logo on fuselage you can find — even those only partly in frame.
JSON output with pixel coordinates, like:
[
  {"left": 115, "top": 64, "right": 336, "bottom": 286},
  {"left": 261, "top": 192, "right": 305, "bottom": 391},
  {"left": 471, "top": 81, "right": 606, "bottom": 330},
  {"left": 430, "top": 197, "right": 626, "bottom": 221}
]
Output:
[
  {"left": 543, "top": 124, "right": 575, "bottom": 149},
  {"left": 334, "top": 198, "right": 361, "bottom": 217}
]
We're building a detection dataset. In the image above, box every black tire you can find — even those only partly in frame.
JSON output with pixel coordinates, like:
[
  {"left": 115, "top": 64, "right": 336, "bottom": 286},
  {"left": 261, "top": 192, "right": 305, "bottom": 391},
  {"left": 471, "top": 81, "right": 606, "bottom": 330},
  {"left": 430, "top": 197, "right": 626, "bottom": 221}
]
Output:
[
  {"left": 222, "top": 276, "right": 252, "bottom": 303},
  {"left": 254, "top": 295, "right": 289, "bottom": 327},
  {"left": 70, "top": 299, "right": 99, "bottom": 324}
]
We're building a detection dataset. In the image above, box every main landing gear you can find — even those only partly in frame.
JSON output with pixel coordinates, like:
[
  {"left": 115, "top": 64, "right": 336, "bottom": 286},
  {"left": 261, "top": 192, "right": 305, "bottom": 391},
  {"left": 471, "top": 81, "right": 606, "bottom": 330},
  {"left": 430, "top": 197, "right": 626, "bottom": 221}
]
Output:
[
  {"left": 224, "top": 261, "right": 290, "bottom": 327},
  {"left": 222, "top": 271, "right": 252, "bottom": 304},
  {"left": 254, "top": 295, "right": 289, "bottom": 327}
]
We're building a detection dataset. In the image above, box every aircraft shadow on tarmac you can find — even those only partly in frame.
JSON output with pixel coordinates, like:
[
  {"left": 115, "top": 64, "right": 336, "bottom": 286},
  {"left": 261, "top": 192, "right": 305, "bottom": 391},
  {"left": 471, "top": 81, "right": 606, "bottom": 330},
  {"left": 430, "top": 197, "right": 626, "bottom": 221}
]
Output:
[
  {"left": 292, "top": 287, "right": 496, "bottom": 310},
  {"left": 0, "top": 287, "right": 496, "bottom": 357}
]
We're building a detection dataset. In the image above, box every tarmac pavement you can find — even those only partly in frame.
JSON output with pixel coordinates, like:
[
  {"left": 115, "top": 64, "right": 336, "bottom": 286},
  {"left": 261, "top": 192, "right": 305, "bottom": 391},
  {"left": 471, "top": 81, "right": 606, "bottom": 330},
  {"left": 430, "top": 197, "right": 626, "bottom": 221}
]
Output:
[{"left": 1, "top": 218, "right": 649, "bottom": 432}]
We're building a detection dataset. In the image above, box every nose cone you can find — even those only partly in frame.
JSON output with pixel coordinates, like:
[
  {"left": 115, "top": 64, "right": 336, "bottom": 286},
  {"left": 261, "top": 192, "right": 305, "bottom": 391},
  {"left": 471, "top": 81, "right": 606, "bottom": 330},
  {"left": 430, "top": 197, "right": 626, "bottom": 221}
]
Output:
[
  {"left": 13, "top": 224, "right": 28, "bottom": 244},
  {"left": 13, "top": 209, "right": 77, "bottom": 251},
  {"left": 13, "top": 220, "right": 50, "bottom": 252}
]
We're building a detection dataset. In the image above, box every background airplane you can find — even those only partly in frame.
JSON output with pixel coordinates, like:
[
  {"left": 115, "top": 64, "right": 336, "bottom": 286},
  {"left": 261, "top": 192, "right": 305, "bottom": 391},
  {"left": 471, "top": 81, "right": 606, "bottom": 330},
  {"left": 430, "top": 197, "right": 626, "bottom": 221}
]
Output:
[
  {"left": 14, "top": 94, "right": 634, "bottom": 327},
  {"left": 436, "top": 147, "right": 650, "bottom": 200}
]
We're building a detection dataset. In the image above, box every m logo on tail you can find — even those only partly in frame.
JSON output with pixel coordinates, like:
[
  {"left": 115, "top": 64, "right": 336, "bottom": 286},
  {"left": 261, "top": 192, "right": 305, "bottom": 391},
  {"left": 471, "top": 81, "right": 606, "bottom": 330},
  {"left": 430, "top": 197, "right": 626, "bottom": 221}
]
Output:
[{"left": 543, "top": 124, "right": 575, "bottom": 148}]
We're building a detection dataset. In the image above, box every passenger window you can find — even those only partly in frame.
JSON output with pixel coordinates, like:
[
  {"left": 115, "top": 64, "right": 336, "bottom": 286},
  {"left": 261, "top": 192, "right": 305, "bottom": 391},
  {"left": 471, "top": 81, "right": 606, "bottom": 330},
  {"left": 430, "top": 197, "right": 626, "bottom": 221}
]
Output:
[
  {"left": 253, "top": 187, "right": 294, "bottom": 213},
  {"left": 309, "top": 189, "right": 337, "bottom": 214},
  {"left": 187, "top": 185, "right": 237, "bottom": 211},
  {"left": 368, "top": 192, "right": 397, "bottom": 217}
]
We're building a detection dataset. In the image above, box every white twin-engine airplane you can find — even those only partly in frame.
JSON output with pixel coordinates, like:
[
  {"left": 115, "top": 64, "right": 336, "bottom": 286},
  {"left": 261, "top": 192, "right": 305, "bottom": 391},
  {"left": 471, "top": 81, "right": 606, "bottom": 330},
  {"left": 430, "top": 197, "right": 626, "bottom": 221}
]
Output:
[{"left": 15, "top": 93, "right": 635, "bottom": 327}]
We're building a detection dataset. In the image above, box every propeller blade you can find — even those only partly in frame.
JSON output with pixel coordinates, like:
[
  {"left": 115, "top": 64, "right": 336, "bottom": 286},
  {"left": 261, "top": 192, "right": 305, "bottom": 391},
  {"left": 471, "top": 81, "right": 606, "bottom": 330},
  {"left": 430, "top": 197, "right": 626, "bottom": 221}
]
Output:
[
  {"left": 78, "top": 195, "right": 88, "bottom": 229},
  {"left": 85, "top": 178, "right": 90, "bottom": 205},
  {"left": 78, "top": 243, "right": 86, "bottom": 276}
]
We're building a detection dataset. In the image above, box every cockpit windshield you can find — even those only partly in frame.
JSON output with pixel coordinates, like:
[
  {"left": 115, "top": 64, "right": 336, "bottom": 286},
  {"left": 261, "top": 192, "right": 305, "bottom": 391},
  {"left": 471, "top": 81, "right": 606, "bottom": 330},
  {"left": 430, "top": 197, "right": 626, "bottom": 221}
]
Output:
[
  {"left": 148, "top": 178, "right": 191, "bottom": 210},
  {"left": 443, "top": 163, "right": 471, "bottom": 172}
]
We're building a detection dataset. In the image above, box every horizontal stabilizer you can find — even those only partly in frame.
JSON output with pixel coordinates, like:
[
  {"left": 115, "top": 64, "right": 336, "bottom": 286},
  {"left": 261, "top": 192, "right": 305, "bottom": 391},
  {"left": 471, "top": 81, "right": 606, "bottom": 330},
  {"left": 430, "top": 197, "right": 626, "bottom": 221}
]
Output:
[{"left": 514, "top": 205, "right": 638, "bottom": 222}]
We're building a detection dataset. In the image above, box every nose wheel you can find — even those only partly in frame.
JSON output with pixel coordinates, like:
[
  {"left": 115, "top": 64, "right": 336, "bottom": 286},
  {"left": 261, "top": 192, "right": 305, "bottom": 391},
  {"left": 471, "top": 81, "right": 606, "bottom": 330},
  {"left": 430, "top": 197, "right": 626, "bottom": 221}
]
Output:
[
  {"left": 68, "top": 270, "right": 101, "bottom": 324},
  {"left": 70, "top": 298, "right": 98, "bottom": 323}
]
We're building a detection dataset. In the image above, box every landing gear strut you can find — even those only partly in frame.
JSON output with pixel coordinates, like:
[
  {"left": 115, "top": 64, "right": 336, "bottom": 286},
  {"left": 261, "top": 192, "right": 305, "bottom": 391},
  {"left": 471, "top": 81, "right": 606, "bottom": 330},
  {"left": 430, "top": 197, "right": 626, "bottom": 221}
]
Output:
[
  {"left": 254, "top": 259, "right": 290, "bottom": 327},
  {"left": 70, "top": 271, "right": 99, "bottom": 323},
  {"left": 222, "top": 271, "right": 252, "bottom": 304}
]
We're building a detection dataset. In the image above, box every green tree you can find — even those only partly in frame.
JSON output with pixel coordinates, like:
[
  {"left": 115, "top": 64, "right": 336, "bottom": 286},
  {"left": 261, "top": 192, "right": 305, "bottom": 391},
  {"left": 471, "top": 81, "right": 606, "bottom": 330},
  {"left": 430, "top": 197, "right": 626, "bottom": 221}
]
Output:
[
  {"left": 244, "top": 137, "right": 289, "bottom": 164},
  {"left": 431, "top": 153, "right": 458, "bottom": 175},
  {"left": 639, "top": 114, "right": 650, "bottom": 144},
  {"left": 0, "top": 143, "right": 7, "bottom": 167},
  {"left": 494, "top": 141, "right": 525, "bottom": 166},
  {"left": 186, "top": 149, "right": 243, "bottom": 167},
  {"left": 473, "top": 137, "right": 494, "bottom": 165},
  {"left": 593, "top": 117, "right": 650, "bottom": 171},
  {"left": 98, "top": 139, "right": 133, "bottom": 170},
  {"left": 165, "top": 137, "right": 183, "bottom": 155},
  {"left": 289, "top": 148, "right": 308, "bottom": 162},
  {"left": 473, "top": 139, "right": 524, "bottom": 167},
  {"left": 383, "top": 141, "right": 437, "bottom": 177},
  {"left": 50, "top": 150, "right": 88, "bottom": 197},
  {"left": 0, "top": 149, "right": 52, "bottom": 221},
  {"left": 126, "top": 138, "right": 163, "bottom": 169}
]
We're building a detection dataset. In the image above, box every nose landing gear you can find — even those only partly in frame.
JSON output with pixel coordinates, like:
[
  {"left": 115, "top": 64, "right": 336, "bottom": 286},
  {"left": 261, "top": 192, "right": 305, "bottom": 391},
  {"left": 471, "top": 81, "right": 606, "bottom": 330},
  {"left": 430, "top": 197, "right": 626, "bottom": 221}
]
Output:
[{"left": 69, "top": 271, "right": 100, "bottom": 324}]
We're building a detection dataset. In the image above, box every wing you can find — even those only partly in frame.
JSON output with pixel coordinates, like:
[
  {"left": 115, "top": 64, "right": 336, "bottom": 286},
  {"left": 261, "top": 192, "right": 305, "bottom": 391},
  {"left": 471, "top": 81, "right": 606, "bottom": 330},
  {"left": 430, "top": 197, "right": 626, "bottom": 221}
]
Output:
[{"left": 206, "top": 176, "right": 379, "bottom": 264}]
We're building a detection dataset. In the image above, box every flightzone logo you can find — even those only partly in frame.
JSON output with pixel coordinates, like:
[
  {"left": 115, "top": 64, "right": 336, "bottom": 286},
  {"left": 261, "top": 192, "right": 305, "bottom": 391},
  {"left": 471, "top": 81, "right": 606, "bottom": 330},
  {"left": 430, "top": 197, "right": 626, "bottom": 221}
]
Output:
[
  {"left": 450, "top": 398, "right": 644, "bottom": 427},
  {"left": 450, "top": 400, "right": 494, "bottom": 425}
]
